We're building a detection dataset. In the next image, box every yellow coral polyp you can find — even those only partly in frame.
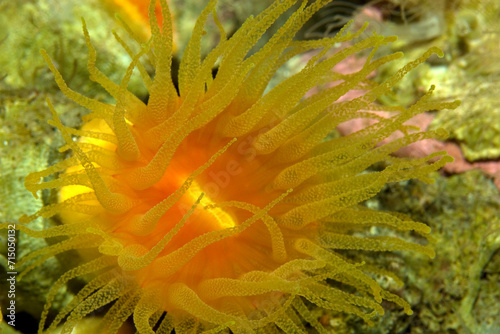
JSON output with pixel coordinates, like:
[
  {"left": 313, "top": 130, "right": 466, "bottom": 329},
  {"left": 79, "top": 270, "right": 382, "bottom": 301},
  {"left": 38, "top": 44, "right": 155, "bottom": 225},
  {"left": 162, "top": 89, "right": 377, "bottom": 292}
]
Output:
[{"left": 7, "top": 0, "right": 460, "bottom": 332}]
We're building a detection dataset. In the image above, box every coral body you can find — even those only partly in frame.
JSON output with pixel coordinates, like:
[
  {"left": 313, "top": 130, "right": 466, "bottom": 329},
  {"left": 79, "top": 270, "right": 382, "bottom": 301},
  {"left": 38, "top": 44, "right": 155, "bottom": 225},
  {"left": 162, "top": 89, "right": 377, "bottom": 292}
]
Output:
[
  {"left": 4, "top": 0, "right": 460, "bottom": 333},
  {"left": 106, "top": 0, "right": 167, "bottom": 36}
]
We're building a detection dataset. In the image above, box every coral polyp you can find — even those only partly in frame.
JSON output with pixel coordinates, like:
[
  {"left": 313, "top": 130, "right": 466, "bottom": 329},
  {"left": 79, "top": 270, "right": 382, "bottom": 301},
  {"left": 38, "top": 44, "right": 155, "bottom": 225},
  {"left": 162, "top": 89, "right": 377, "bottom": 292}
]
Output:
[{"left": 6, "top": 0, "right": 459, "bottom": 332}]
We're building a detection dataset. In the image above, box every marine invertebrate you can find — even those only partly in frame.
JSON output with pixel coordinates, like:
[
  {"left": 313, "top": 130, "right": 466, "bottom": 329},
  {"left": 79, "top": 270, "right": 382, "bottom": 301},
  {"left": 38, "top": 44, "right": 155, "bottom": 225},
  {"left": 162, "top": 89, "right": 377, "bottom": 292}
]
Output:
[
  {"left": 6, "top": 0, "right": 460, "bottom": 332},
  {"left": 104, "top": 0, "right": 170, "bottom": 39}
]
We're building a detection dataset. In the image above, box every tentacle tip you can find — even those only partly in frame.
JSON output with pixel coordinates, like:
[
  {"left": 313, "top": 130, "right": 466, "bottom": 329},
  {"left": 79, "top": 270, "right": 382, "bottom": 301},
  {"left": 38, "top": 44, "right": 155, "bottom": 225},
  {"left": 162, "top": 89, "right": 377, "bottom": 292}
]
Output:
[
  {"left": 435, "top": 127, "right": 449, "bottom": 139},
  {"left": 443, "top": 155, "right": 454, "bottom": 163},
  {"left": 432, "top": 47, "right": 444, "bottom": 58},
  {"left": 428, "top": 249, "right": 436, "bottom": 259},
  {"left": 386, "top": 35, "right": 398, "bottom": 43}
]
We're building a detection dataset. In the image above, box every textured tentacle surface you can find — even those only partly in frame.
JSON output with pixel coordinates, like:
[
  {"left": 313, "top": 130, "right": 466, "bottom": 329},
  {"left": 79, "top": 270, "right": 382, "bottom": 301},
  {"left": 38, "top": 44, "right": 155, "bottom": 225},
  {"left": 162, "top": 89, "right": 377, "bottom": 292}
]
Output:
[{"left": 7, "top": 0, "right": 460, "bottom": 333}]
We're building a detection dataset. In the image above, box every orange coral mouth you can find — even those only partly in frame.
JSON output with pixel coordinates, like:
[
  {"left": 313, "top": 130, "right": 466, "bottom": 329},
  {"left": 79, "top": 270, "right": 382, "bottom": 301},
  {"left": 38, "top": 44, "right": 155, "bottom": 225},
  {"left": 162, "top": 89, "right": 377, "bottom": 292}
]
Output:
[{"left": 58, "top": 117, "right": 293, "bottom": 306}]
